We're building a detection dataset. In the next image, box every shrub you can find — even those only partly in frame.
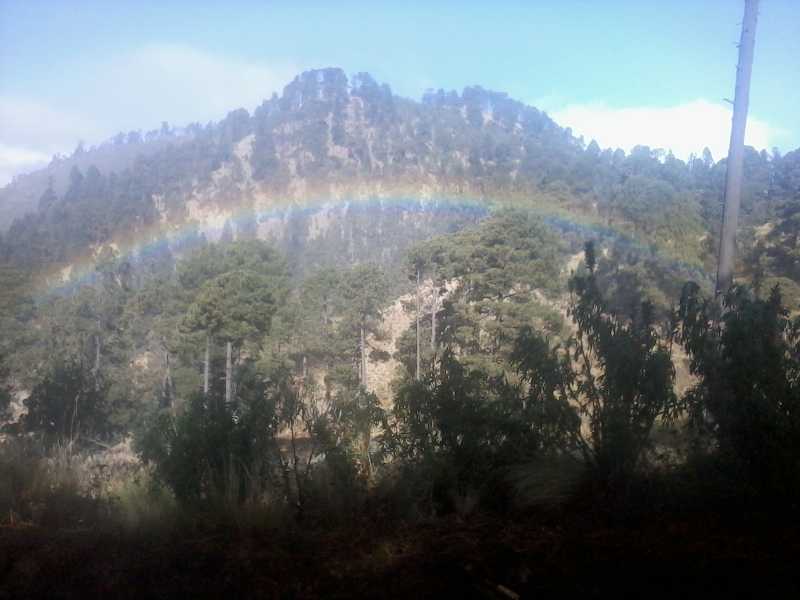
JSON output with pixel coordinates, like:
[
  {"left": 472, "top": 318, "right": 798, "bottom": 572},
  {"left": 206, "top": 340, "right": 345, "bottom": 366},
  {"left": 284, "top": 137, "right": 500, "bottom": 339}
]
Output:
[
  {"left": 23, "top": 360, "right": 113, "bottom": 446},
  {"left": 677, "top": 282, "right": 800, "bottom": 500},
  {"left": 136, "top": 387, "right": 278, "bottom": 506},
  {"left": 387, "top": 351, "right": 549, "bottom": 514},
  {"left": 136, "top": 368, "right": 376, "bottom": 523},
  {"left": 0, "top": 437, "right": 104, "bottom": 527},
  {"left": 511, "top": 242, "right": 680, "bottom": 491}
]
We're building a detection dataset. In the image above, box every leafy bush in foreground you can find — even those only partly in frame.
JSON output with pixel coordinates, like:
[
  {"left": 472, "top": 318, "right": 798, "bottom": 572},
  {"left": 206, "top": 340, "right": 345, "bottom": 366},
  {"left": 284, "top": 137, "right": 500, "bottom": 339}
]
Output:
[{"left": 678, "top": 283, "right": 800, "bottom": 498}]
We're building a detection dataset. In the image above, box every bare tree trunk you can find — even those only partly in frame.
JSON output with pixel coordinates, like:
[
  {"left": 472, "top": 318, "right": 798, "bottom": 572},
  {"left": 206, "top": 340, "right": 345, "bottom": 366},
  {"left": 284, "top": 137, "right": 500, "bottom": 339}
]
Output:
[
  {"left": 70, "top": 392, "right": 81, "bottom": 447},
  {"left": 716, "top": 0, "right": 759, "bottom": 295},
  {"left": 363, "top": 431, "right": 373, "bottom": 480},
  {"left": 360, "top": 323, "right": 367, "bottom": 388},
  {"left": 277, "top": 446, "right": 293, "bottom": 508},
  {"left": 203, "top": 333, "right": 210, "bottom": 395},
  {"left": 415, "top": 269, "right": 421, "bottom": 381},
  {"left": 162, "top": 350, "right": 174, "bottom": 411},
  {"left": 289, "top": 418, "right": 304, "bottom": 517},
  {"left": 430, "top": 281, "right": 438, "bottom": 355},
  {"left": 324, "top": 367, "right": 332, "bottom": 402},
  {"left": 93, "top": 334, "right": 101, "bottom": 391},
  {"left": 225, "top": 341, "right": 233, "bottom": 405},
  {"left": 93, "top": 335, "right": 101, "bottom": 373}
]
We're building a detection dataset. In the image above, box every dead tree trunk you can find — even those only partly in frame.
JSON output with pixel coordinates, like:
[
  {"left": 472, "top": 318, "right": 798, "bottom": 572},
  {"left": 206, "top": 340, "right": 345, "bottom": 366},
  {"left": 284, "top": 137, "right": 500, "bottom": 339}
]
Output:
[
  {"left": 92, "top": 334, "right": 101, "bottom": 391},
  {"left": 716, "top": 0, "right": 759, "bottom": 295},
  {"left": 203, "top": 333, "right": 210, "bottom": 395},
  {"left": 360, "top": 322, "right": 367, "bottom": 388},
  {"left": 225, "top": 341, "right": 233, "bottom": 405},
  {"left": 415, "top": 269, "right": 421, "bottom": 381},
  {"left": 162, "top": 350, "right": 174, "bottom": 411},
  {"left": 430, "top": 280, "right": 438, "bottom": 356}
]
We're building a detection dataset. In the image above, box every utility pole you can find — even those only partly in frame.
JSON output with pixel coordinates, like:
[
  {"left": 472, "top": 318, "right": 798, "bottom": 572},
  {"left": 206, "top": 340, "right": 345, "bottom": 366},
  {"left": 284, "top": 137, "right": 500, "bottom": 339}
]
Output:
[{"left": 716, "top": 0, "right": 759, "bottom": 295}]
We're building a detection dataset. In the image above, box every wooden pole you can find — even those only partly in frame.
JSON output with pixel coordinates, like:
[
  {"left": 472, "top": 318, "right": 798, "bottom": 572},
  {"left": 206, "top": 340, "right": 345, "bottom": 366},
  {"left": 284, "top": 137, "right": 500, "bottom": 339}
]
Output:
[{"left": 716, "top": 0, "right": 759, "bottom": 295}]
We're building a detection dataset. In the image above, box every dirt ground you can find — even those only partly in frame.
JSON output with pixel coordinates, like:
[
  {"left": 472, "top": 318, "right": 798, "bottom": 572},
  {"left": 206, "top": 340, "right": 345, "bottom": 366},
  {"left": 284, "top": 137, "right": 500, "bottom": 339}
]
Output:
[{"left": 2, "top": 506, "right": 798, "bottom": 599}]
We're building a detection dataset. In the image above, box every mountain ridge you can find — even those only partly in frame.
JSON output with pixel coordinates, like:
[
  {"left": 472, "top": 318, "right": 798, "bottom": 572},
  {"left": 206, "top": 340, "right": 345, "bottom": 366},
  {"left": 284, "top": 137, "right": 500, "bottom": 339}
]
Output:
[
  {"left": 0, "top": 67, "right": 577, "bottom": 231},
  {"left": 1, "top": 67, "right": 798, "bottom": 307}
]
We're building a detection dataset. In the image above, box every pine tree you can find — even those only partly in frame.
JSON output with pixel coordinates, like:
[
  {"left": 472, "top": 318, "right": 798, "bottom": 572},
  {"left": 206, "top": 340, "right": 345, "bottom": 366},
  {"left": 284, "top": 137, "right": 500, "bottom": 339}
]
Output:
[{"left": 337, "top": 264, "right": 390, "bottom": 388}]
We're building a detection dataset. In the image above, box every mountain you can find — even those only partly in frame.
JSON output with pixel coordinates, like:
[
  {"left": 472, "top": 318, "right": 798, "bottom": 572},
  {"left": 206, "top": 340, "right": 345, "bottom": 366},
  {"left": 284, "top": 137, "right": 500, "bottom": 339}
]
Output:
[
  {"left": 0, "top": 130, "right": 182, "bottom": 232},
  {"left": 0, "top": 66, "right": 798, "bottom": 500},
  {"left": 2, "top": 68, "right": 797, "bottom": 283},
  {"left": 2, "top": 67, "right": 579, "bottom": 220},
  {"left": 3, "top": 64, "right": 800, "bottom": 600},
  {"left": 1, "top": 67, "right": 799, "bottom": 323}
]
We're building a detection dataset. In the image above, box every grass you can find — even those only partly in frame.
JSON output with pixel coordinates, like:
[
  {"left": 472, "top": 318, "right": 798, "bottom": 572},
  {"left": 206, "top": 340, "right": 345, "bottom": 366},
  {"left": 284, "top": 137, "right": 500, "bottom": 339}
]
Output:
[{"left": 2, "top": 435, "right": 800, "bottom": 598}]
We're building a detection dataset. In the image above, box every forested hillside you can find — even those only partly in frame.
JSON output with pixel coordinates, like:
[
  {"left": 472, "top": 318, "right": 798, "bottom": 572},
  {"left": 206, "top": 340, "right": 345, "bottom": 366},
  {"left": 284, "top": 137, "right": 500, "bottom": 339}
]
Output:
[
  {"left": 1, "top": 68, "right": 798, "bottom": 410},
  {"left": 1, "top": 67, "right": 799, "bottom": 598},
  {"left": 3, "top": 68, "right": 798, "bottom": 287}
]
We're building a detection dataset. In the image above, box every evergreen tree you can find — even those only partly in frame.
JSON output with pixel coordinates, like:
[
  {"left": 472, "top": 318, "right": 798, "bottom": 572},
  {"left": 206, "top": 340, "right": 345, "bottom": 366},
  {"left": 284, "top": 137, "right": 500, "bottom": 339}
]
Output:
[{"left": 336, "top": 263, "right": 390, "bottom": 388}]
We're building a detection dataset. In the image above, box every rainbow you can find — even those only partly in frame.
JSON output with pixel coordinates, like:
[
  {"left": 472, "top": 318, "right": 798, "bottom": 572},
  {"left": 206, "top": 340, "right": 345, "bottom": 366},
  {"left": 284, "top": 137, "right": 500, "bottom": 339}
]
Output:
[{"left": 34, "top": 191, "right": 714, "bottom": 298}]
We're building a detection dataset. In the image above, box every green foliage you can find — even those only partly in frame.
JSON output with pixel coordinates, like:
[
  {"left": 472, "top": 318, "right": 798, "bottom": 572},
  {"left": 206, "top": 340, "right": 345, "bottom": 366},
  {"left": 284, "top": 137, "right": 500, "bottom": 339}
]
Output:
[
  {"left": 677, "top": 283, "right": 800, "bottom": 498},
  {"left": 0, "top": 437, "right": 104, "bottom": 527},
  {"left": 137, "top": 363, "right": 383, "bottom": 517},
  {"left": 186, "top": 269, "right": 276, "bottom": 345},
  {"left": 335, "top": 263, "right": 392, "bottom": 382},
  {"left": 180, "top": 240, "right": 288, "bottom": 345},
  {"left": 568, "top": 243, "right": 679, "bottom": 481},
  {"left": 0, "top": 67, "right": 799, "bottom": 528},
  {"left": 593, "top": 239, "right": 712, "bottom": 320},
  {"left": 337, "top": 263, "right": 391, "bottom": 327},
  {"left": 396, "top": 210, "right": 567, "bottom": 381},
  {"left": 449, "top": 209, "right": 565, "bottom": 298},
  {"left": 23, "top": 360, "right": 116, "bottom": 445},
  {"left": 613, "top": 175, "right": 703, "bottom": 254},
  {"left": 137, "top": 387, "right": 277, "bottom": 506},
  {"left": 387, "top": 351, "right": 550, "bottom": 512},
  {"left": 743, "top": 200, "right": 800, "bottom": 309},
  {"left": 174, "top": 240, "right": 289, "bottom": 404},
  {"left": 512, "top": 242, "right": 679, "bottom": 486}
]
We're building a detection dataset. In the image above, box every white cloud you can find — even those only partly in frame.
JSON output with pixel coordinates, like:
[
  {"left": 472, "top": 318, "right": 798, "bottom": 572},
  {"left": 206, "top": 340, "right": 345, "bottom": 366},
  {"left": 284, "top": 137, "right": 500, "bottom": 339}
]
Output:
[
  {"left": 0, "top": 97, "right": 104, "bottom": 153},
  {"left": 102, "top": 43, "right": 301, "bottom": 128},
  {"left": 0, "top": 98, "right": 104, "bottom": 185},
  {"left": 0, "top": 44, "right": 301, "bottom": 185},
  {"left": 551, "top": 99, "right": 777, "bottom": 161},
  {"left": 0, "top": 144, "right": 49, "bottom": 166},
  {"left": 0, "top": 143, "right": 50, "bottom": 186}
]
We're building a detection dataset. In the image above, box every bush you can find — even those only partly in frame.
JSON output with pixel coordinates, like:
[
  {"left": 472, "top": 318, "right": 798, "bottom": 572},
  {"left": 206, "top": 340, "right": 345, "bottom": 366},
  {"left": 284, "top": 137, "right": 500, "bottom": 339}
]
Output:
[
  {"left": 136, "top": 388, "right": 278, "bottom": 506},
  {"left": 23, "top": 360, "right": 114, "bottom": 446},
  {"left": 512, "top": 242, "right": 679, "bottom": 492},
  {"left": 386, "top": 244, "right": 681, "bottom": 512},
  {"left": 136, "top": 367, "right": 378, "bottom": 525},
  {"left": 387, "top": 351, "right": 549, "bottom": 514},
  {"left": 0, "top": 437, "right": 105, "bottom": 527},
  {"left": 677, "top": 283, "right": 800, "bottom": 500},
  {"left": 108, "top": 468, "right": 178, "bottom": 533}
]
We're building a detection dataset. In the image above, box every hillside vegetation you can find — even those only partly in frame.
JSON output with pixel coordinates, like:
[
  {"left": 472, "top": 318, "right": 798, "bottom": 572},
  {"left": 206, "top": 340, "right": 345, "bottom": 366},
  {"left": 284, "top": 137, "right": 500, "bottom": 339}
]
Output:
[{"left": 1, "top": 68, "right": 799, "bottom": 598}]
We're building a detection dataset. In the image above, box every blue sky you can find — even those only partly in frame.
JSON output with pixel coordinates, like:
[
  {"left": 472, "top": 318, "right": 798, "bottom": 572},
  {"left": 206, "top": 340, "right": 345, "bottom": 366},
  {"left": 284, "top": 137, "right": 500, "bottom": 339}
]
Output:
[{"left": 1, "top": 0, "right": 798, "bottom": 184}]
